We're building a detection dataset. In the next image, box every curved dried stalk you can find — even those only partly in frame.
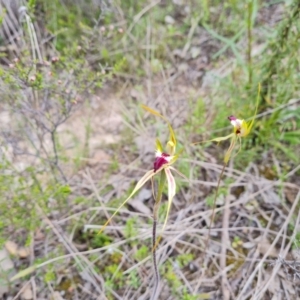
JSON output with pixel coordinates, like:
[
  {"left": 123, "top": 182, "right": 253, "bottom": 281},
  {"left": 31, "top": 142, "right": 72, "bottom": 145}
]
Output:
[{"left": 202, "top": 163, "right": 226, "bottom": 260}]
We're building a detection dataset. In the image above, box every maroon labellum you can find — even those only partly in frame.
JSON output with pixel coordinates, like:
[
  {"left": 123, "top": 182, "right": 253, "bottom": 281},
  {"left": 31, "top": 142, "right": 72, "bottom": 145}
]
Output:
[
  {"left": 154, "top": 153, "right": 170, "bottom": 172},
  {"left": 228, "top": 115, "right": 237, "bottom": 121}
]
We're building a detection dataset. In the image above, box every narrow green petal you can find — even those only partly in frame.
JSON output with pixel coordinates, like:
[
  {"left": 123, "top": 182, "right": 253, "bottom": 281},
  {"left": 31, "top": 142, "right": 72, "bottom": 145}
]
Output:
[
  {"left": 211, "top": 133, "right": 235, "bottom": 143},
  {"left": 224, "top": 136, "right": 237, "bottom": 163},
  {"left": 156, "top": 138, "right": 163, "bottom": 153},
  {"left": 142, "top": 104, "right": 177, "bottom": 150},
  {"left": 169, "top": 166, "right": 189, "bottom": 182},
  {"left": 98, "top": 169, "right": 155, "bottom": 234},
  {"left": 167, "top": 149, "right": 183, "bottom": 166},
  {"left": 142, "top": 104, "right": 168, "bottom": 122},
  {"left": 193, "top": 133, "right": 235, "bottom": 145},
  {"left": 161, "top": 168, "right": 176, "bottom": 234},
  {"left": 167, "top": 123, "right": 177, "bottom": 150},
  {"left": 241, "top": 121, "right": 250, "bottom": 137},
  {"left": 233, "top": 136, "right": 242, "bottom": 158}
]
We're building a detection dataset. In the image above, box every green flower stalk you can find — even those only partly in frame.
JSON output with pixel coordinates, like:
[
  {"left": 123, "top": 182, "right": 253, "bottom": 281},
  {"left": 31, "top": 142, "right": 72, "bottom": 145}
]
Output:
[
  {"left": 99, "top": 105, "right": 183, "bottom": 298},
  {"left": 98, "top": 105, "right": 181, "bottom": 236},
  {"left": 209, "top": 86, "right": 260, "bottom": 164},
  {"left": 195, "top": 84, "right": 261, "bottom": 262}
]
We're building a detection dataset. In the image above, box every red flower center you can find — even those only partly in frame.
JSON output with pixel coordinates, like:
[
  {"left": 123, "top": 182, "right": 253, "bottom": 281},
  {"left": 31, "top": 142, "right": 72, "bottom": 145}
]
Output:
[{"left": 154, "top": 152, "right": 170, "bottom": 172}]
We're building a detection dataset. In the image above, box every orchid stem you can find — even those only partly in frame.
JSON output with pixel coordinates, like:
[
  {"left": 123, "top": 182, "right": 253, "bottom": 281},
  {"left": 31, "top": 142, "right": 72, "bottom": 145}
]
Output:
[
  {"left": 151, "top": 170, "right": 166, "bottom": 300},
  {"left": 203, "top": 163, "right": 227, "bottom": 262}
]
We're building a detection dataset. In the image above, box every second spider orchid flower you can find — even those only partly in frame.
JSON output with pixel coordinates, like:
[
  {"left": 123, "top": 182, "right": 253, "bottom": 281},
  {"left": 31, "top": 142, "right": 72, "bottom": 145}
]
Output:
[
  {"left": 205, "top": 84, "right": 261, "bottom": 164},
  {"left": 98, "top": 105, "right": 182, "bottom": 235}
]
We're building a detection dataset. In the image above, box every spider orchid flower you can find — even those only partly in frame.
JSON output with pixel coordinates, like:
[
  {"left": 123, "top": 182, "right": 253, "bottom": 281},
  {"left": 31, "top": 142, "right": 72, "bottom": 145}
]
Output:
[
  {"left": 203, "top": 84, "right": 261, "bottom": 164},
  {"left": 98, "top": 105, "right": 182, "bottom": 235}
]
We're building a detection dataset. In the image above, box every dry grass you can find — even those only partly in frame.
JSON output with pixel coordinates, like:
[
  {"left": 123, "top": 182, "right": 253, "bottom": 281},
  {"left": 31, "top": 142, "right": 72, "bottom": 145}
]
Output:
[{"left": 1, "top": 1, "right": 300, "bottom": 299}]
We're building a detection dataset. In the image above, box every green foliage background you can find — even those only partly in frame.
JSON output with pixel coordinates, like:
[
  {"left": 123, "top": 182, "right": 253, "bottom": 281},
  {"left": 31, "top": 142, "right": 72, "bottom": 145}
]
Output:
[{"left": 0, "top": 0, "right": 299, "bottom": 298}]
